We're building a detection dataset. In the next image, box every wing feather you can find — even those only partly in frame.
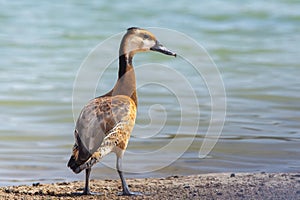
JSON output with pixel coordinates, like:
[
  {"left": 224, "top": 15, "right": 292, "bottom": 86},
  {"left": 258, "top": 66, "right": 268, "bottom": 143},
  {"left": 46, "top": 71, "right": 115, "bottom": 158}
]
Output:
[{"left": 73, "top": 95, "right": 134, "bottom": 165}]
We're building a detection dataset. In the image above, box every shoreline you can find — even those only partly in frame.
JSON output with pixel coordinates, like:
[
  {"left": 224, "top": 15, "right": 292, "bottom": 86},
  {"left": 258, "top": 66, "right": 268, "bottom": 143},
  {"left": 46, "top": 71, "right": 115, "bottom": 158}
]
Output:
[{"left": 1, "top": 172, "right": 299, "bottom": 199}]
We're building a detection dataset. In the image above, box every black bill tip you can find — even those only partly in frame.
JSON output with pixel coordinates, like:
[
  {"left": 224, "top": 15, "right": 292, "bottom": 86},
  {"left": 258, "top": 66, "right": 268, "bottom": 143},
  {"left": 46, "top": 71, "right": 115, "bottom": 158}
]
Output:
[{"left": 150, "top": 42, "right": 176, "bottom": 57}]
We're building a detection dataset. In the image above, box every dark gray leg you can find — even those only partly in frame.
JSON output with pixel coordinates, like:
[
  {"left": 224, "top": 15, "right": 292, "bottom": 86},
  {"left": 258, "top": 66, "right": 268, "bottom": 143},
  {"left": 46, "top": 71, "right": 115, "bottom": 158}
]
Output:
[
  {"left": 83, "top": 168, "right": 91, "bottom": 195},
  {"left": 116, "top": 157, "right": 142, "bottom": 196},
  {"left": 79, "top": 168, "right": 102, "bottom": 195}
]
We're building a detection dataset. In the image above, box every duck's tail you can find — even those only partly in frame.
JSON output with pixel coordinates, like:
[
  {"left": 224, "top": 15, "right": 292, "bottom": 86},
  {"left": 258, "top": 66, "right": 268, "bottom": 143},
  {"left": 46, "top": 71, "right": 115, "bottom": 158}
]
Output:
[
  {"left": 68, "top": 154, "right": 98, "bottom": 174},
  {"left": 67, "top": 155, "right": 81, "bottom": 174},
  {"left": 67, "top": 142, "right": 97, "bottom": 174},
  {"left": 67, "top": 143, "right": 87, "bottom": 174}
]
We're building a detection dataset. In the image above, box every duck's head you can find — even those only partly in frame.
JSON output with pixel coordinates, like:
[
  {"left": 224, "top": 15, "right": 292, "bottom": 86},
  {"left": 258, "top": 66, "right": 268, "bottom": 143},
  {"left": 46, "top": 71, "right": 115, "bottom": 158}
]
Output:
[{"left": 120, "top": 27, "right": 176, "bottom": 57}]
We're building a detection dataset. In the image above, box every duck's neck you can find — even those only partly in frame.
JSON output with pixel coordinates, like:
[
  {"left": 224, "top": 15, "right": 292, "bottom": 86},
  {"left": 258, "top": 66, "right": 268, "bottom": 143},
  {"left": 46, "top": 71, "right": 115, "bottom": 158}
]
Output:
[
  {"left": 118, "top": 54, "right": 132, "bottom": 78},
  {"left": 111, "top": 53, "right": 137, "bottom": 106}
]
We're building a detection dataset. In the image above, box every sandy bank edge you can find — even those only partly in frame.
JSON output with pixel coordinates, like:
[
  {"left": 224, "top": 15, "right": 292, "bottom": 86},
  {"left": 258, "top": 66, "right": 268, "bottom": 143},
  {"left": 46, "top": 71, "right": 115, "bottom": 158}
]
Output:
[{"left": 1, "top": 172, "right": 299, "bottom": 199}]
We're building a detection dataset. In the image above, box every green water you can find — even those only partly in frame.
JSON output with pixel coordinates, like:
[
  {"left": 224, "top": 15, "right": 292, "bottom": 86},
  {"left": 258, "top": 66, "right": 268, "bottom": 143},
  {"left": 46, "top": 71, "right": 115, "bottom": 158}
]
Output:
[{"left": 1, "top": 1, "right": 300, "bottom": 186}]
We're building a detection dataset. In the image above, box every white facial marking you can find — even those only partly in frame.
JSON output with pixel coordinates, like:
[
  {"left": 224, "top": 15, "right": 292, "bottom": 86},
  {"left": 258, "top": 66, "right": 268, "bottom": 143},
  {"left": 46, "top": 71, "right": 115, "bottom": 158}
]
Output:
[{"left": 143, "top": 39, "right": 155, "bottom": 49}]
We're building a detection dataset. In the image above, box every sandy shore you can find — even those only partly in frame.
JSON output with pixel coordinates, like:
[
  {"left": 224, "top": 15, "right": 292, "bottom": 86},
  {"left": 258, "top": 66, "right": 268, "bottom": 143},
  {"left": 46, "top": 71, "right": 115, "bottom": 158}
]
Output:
[{"left": 1, "top": 172, "right": 299, "bottom": 199}]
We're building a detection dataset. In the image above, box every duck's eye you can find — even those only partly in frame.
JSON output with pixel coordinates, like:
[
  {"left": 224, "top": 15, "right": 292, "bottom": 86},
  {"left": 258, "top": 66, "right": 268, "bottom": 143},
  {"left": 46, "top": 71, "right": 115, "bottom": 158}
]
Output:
[{"left": 143, "top": 34, "right": 150, "bottom": 40}]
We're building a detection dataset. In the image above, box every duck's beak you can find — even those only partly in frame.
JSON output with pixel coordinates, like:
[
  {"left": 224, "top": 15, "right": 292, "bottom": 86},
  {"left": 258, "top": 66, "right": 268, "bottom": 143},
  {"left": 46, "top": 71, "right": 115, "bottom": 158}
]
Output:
[{"left": 150, "top": 41, "right": 176, "bottom": 57}]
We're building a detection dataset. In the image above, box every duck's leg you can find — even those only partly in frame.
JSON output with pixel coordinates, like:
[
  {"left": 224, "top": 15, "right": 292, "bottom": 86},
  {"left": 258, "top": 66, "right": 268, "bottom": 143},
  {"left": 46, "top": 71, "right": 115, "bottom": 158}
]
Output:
[
  {"left": 82, "top": 168, "right": 103, "bottom": 195},
  {"left": 83, "top": 168, "right": 92, "bottom": 195},
  {"left": 116, "top": 156, "right": 142, "bottom": 196}
]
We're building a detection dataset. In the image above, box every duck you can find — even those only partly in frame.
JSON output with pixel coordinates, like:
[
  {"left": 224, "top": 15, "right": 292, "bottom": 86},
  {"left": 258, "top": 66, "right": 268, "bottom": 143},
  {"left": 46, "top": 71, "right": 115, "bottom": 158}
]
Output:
[{"left": 67, "top": 27, "right": 176, "bottom": 195}]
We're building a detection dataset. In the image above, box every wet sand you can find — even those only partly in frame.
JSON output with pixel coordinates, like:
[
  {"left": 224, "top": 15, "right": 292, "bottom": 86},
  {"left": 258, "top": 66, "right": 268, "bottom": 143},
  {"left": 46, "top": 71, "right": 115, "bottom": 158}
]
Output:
[{"left": 1, "top": 172, "right": 299, "bottom": 199}]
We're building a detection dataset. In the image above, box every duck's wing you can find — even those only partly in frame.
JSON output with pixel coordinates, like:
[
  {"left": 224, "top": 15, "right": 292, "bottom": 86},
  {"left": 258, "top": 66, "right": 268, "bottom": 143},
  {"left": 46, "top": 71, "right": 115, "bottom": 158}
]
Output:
[{"left": 70, "top": 95, "right": 134, "bottom": 167}]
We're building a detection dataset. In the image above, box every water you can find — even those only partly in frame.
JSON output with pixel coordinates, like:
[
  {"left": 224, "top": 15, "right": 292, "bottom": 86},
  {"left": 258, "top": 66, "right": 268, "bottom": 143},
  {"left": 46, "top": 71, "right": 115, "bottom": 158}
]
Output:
[{"left": 1, "top": 0, "right": 300, "bottom": 186}]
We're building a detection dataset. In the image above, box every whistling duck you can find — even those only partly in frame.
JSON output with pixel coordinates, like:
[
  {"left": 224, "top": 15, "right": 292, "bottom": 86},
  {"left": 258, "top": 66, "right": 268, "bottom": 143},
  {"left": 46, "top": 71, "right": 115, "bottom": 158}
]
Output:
[{"left": 67, "top": 27, "right": 176, "bottom": 195}]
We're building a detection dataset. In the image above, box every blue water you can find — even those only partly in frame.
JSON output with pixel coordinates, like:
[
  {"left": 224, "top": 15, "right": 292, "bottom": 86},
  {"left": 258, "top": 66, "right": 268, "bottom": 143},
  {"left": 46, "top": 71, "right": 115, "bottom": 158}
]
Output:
[{"left": 0, "top": 1, "right": 299, "bottom": 186}]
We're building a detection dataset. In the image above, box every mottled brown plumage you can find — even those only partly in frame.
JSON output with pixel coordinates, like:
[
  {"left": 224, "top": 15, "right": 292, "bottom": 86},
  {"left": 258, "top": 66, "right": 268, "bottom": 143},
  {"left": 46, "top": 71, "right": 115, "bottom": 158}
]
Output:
[
  {"left": 67, "top": 27, "right": 176, "bottom": 196},
  {"left": 68, "top": 96, "right": 136, "bottom": 172}
]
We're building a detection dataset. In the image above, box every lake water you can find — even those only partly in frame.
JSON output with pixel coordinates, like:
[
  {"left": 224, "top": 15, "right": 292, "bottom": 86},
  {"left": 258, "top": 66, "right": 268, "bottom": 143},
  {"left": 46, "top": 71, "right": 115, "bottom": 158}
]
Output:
[{"left": 1, "top": 1, "right": 300, "bottom": 186}]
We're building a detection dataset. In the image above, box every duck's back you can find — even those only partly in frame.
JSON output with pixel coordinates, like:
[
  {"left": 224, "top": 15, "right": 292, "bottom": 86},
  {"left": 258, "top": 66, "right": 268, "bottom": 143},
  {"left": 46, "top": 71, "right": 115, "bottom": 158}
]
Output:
[{"left": 68, "top": 95, "right": 136, "bottom": 172}]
